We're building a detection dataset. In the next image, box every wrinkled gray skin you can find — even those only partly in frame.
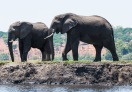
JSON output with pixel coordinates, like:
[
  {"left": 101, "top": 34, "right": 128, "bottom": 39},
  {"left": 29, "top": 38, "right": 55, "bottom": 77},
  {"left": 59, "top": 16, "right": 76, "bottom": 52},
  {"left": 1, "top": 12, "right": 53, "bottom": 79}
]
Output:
[
  {"left": 50, "top": 13, "right": 119, "bottom": 61},
  {"left": 8, "top": 21, "right": 54, "bottom": 62}
]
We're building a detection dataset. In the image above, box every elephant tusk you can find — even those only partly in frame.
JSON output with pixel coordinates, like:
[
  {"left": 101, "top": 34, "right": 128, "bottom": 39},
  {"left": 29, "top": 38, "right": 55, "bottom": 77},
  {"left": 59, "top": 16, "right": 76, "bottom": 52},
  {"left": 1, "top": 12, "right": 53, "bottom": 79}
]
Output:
[
  {"left": 11, "top": 27, "right": 15, "bottom": 31},
  {"left": 9, "top": 40, "right": 14, "bottom": 43},
  {"left": 44, "top": 33, "right": 54, "bottom": 39}
]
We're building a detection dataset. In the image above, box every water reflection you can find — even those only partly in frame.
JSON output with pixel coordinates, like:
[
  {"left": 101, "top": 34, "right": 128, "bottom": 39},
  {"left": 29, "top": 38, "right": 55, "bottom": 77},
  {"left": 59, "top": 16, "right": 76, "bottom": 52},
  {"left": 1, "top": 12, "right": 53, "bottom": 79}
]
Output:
[{"left": 0, "top": 84, "right": 131, "bottom": 92}]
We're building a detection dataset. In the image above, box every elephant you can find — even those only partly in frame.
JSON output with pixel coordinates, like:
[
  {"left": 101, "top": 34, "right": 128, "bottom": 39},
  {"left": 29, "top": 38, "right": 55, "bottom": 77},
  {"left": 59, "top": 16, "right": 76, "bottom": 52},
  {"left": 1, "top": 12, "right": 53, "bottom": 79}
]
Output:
[
  {"left": 8, "top": 21, "right": 54, "bottom": 62},
  {"left": 50, "top": 13, "right": 119, "bottom": 61}
]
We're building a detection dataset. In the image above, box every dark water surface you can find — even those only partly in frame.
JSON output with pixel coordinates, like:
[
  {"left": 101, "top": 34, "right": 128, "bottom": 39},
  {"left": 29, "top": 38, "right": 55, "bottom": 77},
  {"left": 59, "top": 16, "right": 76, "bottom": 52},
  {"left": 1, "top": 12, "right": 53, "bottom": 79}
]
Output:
[{"left": 0, "top": 84, "right": 132, "bottom": 92}]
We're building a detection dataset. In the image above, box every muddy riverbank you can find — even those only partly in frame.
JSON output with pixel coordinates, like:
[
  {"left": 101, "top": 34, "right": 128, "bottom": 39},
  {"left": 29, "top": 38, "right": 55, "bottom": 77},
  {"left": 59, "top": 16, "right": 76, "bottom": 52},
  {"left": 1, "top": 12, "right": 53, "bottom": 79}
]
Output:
[{"left": 0, "top": 62, "right": 132, "bottom": 86}]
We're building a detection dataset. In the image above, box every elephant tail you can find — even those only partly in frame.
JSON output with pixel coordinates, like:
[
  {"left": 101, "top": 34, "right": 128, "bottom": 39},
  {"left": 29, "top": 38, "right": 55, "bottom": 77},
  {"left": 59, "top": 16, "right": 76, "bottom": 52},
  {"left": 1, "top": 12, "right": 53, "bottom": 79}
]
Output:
[
  {"left": 111, "top": 27, "right": 115, "bottom": 43},
  {"left": 105, "top": 21, "right": 115, "bottom": 42}
]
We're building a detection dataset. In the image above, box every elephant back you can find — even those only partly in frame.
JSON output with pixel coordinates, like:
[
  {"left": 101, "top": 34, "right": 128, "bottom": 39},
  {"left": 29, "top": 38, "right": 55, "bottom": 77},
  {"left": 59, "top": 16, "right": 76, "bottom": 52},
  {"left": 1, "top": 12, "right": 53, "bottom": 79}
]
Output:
[{"left": 33, "top": 22, "right": 48, "bottom": 31}]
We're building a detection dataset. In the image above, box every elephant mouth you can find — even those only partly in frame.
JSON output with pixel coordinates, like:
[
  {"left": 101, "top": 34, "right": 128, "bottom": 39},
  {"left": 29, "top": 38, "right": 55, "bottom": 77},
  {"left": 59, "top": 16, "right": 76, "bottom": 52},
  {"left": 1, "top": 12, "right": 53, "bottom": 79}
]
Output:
[{"left": 9, "top": 38, "right": 16, "bottom": 43}]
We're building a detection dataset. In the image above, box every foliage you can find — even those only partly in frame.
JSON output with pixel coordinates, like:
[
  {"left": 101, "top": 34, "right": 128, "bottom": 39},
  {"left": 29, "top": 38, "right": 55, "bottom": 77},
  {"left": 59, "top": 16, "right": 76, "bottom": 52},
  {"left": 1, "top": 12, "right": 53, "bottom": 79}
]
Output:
[
  {"left": 13, "top": 44, "right": 17, "bottom": 50},
  {"left": 104, "top": 50, "right": 113, "bottom": 60},
  {"left": 114, "top": 27, "right": 132, "bottom": 42},
  {"left": 0, "top": 61, "right": 10, "bottom": 65},
  {"left": 0, "top": 53, "right": 9, "bottom": 60},
  {"left": 128, "top": 40, "right": 132, "bottom": 53},
  {"left": 53, "top": 33, "right": 66, "bottom": 46},
  {"left": 0, "top": 31, "right": 8, "bottom": 43},
  {"left": 121, "top": 53, "right": 132, "bottom": 60}
]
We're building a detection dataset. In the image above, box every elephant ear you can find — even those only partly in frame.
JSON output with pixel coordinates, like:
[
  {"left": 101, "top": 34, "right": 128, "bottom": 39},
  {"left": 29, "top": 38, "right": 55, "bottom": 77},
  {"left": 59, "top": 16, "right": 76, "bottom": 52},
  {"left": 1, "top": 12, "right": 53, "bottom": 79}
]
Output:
[
  {"left": 62, "top": 18, "right": 78, "bottom": 33},
  {"left": 20, "top": 22, "right": 33, "bottom": 39}
]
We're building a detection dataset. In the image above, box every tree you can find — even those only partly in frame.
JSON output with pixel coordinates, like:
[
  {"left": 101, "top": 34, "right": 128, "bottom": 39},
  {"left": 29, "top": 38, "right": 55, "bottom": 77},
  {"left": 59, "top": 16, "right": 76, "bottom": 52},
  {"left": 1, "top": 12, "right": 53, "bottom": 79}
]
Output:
[
  {"left": 128, "top": 40, "right": 132, "bottom": 53},
  {"left": 115, "top": 40, "right": 129, "bottom": 57}
]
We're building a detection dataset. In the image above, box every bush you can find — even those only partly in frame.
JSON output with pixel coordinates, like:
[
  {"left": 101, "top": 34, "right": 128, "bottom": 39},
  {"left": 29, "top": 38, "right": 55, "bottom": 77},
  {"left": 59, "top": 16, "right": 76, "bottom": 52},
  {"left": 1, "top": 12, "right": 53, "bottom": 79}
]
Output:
[
  {"left": 122, "top": 53, "right": 132, "bottom": 60},
  {"left": 104, "top": 50, "right": 113, "bottom": 60},
  {"left": 0, "top": 53, "right": 9, "bottom": 60}
]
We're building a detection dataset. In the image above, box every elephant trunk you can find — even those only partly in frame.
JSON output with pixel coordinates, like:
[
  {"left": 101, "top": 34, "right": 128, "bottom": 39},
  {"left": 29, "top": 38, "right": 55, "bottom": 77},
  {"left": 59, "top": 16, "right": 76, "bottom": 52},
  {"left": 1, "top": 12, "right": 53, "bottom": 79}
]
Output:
[
  {"left": 49, "top": 36, "right": 54, "bottom": 60},
  {"left": 8, "top": 41, "right": 14, "bottom": 62},
  {"left": 47, "top": 29, "right": 55, "bottom": 60},
  {"left": 8, "top": 33, "right": 15, "bottom": 62}
]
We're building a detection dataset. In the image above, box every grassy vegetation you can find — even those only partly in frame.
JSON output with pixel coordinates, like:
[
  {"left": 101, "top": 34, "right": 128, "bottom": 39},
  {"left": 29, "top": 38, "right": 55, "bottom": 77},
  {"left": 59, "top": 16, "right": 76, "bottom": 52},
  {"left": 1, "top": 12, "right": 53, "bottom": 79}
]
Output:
[
  {"left": 0, "top": 61, "right": 11, "bottom": 65},
  {"left": 0, "top": 60, "right": 132, "bottom": 66}
]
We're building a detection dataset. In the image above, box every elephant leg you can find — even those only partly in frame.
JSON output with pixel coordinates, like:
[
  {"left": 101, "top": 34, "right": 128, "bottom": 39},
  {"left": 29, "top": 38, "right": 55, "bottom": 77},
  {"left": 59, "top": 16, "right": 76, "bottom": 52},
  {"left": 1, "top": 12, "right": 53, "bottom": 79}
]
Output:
[
  {"left": 93, "top": 45, "right": 103, "bottom": 62},
  {"left": 19, "top": 41, "right": 23, "bottom": 61},
  {"left": 22, "top": 41, "right": 31, "bottom": 62},
  {"left": 46, "top": 54, "right": 51, "bottom": 61},
  {"left": 43, "top": 43, "right": 51, "bottom": 61},
  {"left": 62, "top": 35, "right": 71, "bottom": 61},
  {"left": 70, "top": 37, "right": 79, "bottom": 61},
  {"left": 103, "top": 39, "right": 119, "bottom": 61},
  {"left": 41, "top": 49, "right": 51, "bottom": 61},
  {"left": 42, "top": 51, "right": 46, "bottom": 61},
  {"left": 22, "top": 47, "right": 31, "bottom": 62}
]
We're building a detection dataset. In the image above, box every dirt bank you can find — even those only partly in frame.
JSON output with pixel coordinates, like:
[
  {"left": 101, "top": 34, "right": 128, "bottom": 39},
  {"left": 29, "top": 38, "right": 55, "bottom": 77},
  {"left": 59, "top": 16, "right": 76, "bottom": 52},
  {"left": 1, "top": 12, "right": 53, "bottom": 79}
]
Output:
[{"left": 0, "top": 62, "right": 132, "bottom": 85}]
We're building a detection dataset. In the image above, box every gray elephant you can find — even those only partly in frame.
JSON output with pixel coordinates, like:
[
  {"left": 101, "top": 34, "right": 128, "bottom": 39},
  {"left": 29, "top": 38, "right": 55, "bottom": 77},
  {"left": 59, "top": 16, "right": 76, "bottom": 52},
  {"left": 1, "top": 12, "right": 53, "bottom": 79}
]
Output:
[
  {"left": 8, "top": 21, "right": 54, "bottom": 62},
  {"left": 50, "top": 13, "right": 119, "bottom": 61}
]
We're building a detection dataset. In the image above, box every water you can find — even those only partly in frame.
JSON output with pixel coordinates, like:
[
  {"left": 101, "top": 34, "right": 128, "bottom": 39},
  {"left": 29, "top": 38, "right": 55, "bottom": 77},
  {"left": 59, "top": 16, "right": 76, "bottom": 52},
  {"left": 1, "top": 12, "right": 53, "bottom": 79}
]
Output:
[{"left": 0, "top": 84, "right": 132, "bottom": 92}]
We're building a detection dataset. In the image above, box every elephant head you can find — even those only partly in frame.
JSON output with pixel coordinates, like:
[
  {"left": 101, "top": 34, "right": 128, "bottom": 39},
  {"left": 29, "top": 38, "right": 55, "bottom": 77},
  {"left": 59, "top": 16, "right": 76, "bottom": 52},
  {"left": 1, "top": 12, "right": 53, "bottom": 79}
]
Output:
[
  {"left": 8, "top": 21, "right": 33, "bottom": 62},
  {"left": 50, "top": 13, "right": 78, "bottom": 34},
  {"left": 49, "top": 13, "right": 78, "bottom": 59}
]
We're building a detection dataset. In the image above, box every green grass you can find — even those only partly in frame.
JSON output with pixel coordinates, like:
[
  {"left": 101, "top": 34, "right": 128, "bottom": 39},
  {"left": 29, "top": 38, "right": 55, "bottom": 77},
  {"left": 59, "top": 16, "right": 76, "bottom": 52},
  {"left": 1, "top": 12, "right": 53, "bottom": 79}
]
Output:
[
  {"left": 0, "top": 60, "right": 132, "bottom": 65},
  {"left": 22, "top": 60, "right": 132, "bottom": 65},
  {"left": 0, "top": 60, "right": 11, "bottom": 65}
]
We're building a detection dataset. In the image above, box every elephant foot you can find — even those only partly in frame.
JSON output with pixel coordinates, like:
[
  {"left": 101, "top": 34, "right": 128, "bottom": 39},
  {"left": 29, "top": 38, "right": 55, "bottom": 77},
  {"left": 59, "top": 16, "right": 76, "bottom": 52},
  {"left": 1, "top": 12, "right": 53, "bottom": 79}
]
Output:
[
  {"left": 113, "top": 57, "right": 119, "bottom": 61},
  {"left": 63, "top": 58, "right": 69, "bottom": 61},
  {"left": 113, "top": 59, "right": 119, "bottom": 61},
  {"left": 21, "top": 60, "right": 27, "bottom": 62},
  {"left": 62, "top": 54, "right": 69, "bottom": 61},
  {"left": 93, "top": 60, "right": 98, "bottom": 62},
  {"left": 93, "top": 59, "right": 101, "bottom": 62},
  {"left": 21, "top": 61, "right": 26, "bottom": 62}
]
